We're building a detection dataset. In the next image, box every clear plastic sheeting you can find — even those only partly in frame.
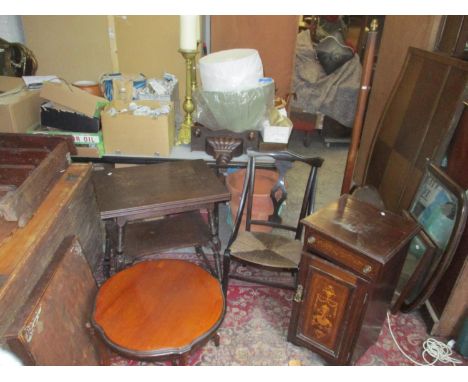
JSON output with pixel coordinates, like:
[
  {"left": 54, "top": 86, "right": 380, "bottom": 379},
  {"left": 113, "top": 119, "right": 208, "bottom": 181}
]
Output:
[
  {"left": 199, "top": 49, "right": 264, "bottom": 92},
  {"left": 194, "top": 80, "right": 275, "bottom": 132}
]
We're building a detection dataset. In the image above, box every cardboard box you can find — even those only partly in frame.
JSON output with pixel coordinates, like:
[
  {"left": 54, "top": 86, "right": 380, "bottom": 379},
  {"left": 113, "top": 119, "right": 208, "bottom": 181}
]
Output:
[
  {"left": 0, "top": 76, "right": 42, "bottom": 133},
  {"left": 101, "top": 100, "right": 175, "bottom": 157},
  {"left": 261, "top": 124, "right": 293, "bottom": 143},
  {"left": 74, "top": 146, "right": 102, "bottom": 158},
  {"left": 28, "top": 125, "right": 105, "bottom": 158},
  {"left": 41, "top": 101, "right": 100, "bottom": 133},
  {"left": 40, "top": 81, "right": 108, "bottom": 118},
  {"left": 261, "top": 107, "right": 293, "bottom": 143}
]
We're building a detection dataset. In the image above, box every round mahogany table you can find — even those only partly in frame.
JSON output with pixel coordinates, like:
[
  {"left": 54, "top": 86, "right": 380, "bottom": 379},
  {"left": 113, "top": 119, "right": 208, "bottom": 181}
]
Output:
[{"left": 92, "top": 259, "right": 225, "bottom": 365}]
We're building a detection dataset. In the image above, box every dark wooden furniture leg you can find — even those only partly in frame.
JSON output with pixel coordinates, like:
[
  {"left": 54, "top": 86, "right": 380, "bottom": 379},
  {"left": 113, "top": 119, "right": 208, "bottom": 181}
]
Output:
[
  {"left": 103, "top": 220, "right": 115, "bottom": 278},
  {"left": 208, "top": 205, "right": 222, "bottom": 279},
  {"left": 222, "top": 251, "right": 231, "bottom": 294},
  {"left": 114, "top": 216, "right": 127, "bottom": 273},
  {"left": 213, "top": 332, "right": 220, "bottom": 347}
]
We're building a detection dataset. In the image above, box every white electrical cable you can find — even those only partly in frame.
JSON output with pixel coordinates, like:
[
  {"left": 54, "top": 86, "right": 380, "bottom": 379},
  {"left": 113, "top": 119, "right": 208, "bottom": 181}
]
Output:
[{"left": 387, "top": 311, "right": 463, "bottom": 366}]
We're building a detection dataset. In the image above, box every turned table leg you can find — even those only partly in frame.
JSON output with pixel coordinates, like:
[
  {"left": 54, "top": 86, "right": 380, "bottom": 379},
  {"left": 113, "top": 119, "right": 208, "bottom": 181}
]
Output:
[
  {"left": 207, "top": 205, "right": 222, "bottom": 279},
  {"left": 114, "top": 216, "right": 127, "bottom": 273}
]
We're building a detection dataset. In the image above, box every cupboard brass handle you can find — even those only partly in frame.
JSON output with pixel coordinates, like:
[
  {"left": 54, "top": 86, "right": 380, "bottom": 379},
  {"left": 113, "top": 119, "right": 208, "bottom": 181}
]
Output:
[
  {"left": 307, "top": 236, "right": 316, "bottom": 245},
  {"left": 362, "top": 265, "right": 372, "bottom": 274}
]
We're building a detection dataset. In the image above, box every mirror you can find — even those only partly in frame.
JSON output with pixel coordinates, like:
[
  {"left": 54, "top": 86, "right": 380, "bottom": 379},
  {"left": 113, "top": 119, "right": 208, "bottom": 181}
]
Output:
[{"left": 392, "top": 162, "right": 468, "bottom": 313}]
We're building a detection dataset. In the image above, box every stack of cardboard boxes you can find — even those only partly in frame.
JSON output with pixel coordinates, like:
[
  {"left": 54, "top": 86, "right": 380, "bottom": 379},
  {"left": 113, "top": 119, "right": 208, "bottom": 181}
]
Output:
[
  {"left": 0, "top": 76, "right": 42, "bottom": 134},
  {"left": 0, "top": 75, "right": 177, "bottom": 158},
  {"left": 34, "top": 81, "right": 108, "bottom": 157}
]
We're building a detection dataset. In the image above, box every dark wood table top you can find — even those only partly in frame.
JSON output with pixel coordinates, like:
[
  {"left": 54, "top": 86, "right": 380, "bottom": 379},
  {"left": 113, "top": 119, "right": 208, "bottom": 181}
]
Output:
[
  {"left": 302, "top": 194, "right": 420, "bottom": 263},
  {"left": 92, "top": 259, "right": 225, "bottom": 358},
  {"left": 92, "top": 160, "right": 230, "bottom": 219}
]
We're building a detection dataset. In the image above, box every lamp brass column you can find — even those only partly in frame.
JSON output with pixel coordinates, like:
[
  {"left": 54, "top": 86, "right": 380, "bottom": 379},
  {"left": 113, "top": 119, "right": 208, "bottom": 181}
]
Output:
[
  {"left": 176, "top": 49, "right": 197, "bottom": 145},
  {"left": 191, "top": 43, "right": 199, "bottom": 92}
]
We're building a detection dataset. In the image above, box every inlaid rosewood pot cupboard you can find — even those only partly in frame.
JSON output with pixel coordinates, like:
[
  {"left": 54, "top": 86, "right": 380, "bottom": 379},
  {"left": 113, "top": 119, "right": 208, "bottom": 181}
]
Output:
[{"left": 288, "top": 195, "right": 419, "bottom": 365}]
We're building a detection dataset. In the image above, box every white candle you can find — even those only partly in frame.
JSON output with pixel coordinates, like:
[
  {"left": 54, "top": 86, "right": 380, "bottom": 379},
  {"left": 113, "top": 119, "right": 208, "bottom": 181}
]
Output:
[
  {"left": 180, "top": 15, "right": 197, "bottom": 51},
  {"left": 196, "top": 16, "right": 201, "bottom": 42}
]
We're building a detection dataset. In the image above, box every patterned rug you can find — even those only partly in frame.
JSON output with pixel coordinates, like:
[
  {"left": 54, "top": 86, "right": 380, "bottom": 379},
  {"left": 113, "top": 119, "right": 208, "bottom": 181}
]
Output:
[{"left": 100, "top": 253, "right": 467, "bottom": 366}]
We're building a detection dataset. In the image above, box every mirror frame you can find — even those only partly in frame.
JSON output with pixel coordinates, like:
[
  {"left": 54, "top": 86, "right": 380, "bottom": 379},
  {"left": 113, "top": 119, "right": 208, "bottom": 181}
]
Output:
[{"left": 393, "top": 162, "right": 467, "bottom": 313}]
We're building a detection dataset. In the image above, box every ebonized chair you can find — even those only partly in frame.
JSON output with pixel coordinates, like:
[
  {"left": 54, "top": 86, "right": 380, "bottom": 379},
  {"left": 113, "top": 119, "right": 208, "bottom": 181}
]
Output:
[{"left": 221, "top": 150, "right": 324, "bottom": 292}]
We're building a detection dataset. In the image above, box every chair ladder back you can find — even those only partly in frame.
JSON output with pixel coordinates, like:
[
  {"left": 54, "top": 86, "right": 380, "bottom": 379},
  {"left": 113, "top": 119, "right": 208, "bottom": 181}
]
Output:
[
  {"left": 246, "top": 157, "right": 297, "bottom": 233},
  {"left": 269, "top": 159, "right": 293, "bottom": 224},
  {"left": 227, "top": 151, "right": 324, "bottom": 249}
]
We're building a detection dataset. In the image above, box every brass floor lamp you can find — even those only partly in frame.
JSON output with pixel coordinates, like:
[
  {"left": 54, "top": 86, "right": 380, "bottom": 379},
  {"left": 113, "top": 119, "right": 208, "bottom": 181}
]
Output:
[
  {"left": 177, "top": 15, "right": 200, "bottom": 145},
  {"left": 176, "top": 49, "right": 197, "bottom": 145}
]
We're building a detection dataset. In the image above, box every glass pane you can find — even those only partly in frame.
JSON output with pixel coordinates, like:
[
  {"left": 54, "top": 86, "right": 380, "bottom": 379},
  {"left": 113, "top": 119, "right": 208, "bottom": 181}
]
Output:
[
  {"left": 410, "top": 172, "right": 458, "bottom": 250},
  {"left": 396, "top": 236, "right": 425, "bottom": 290}
]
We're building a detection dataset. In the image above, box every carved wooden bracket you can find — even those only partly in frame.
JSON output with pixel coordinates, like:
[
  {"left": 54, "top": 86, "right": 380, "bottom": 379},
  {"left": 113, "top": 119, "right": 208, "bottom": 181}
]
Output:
[
  {"left": 205, "top": 136, "right": 243, "bottom": 165},
  {"left": 191, "top": 124, "right": 260, "bottom": 165}
]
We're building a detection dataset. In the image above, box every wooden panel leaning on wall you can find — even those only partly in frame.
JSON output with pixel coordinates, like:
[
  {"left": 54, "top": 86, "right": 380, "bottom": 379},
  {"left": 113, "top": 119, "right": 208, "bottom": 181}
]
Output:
[
  {"left": 0, "top": 164, "right": 104, "bottom": 343},
  {"left": 357, "top": 48, "right": 468, "bottom": 213},
  {"left": 353, "top": 15, "right": 443, "bottom": 187}
]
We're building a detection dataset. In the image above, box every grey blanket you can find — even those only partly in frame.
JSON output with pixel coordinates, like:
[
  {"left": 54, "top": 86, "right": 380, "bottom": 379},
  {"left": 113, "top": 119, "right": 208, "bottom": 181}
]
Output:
[{"left": 291, "top": 30, "right": 362, "bottom": 128}]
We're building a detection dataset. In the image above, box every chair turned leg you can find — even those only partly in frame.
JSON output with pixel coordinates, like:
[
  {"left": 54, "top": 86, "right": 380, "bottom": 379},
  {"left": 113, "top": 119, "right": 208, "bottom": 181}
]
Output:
[
  {"left": 222, "top": 250, "right": 231, "bottom": 294},
  {"left": 212, "top": 332, "right": 220, "bottom": 347}
]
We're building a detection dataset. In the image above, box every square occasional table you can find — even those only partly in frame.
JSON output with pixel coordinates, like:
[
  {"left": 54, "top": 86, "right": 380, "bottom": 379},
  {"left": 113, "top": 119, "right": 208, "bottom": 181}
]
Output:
[{"left": 92, "top": 160, "right": 231, "bottom": 277}]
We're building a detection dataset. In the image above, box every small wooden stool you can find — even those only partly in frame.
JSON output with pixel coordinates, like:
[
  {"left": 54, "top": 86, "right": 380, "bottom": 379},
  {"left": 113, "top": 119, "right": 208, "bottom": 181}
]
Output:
[{"left": 92, "top": 259, "right": 225, "bottom": 365}]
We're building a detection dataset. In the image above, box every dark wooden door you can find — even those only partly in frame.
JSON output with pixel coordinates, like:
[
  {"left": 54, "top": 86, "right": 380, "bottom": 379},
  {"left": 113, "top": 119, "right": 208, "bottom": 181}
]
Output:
[{"left": 288, "top": 252, "right": 369, "bottom": 365}]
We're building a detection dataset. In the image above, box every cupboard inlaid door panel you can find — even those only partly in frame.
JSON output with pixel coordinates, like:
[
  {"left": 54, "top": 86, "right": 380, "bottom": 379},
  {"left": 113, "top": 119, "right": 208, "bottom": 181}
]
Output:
[{"left": 289, "top": 253, "right": 368, "bottom": 363}]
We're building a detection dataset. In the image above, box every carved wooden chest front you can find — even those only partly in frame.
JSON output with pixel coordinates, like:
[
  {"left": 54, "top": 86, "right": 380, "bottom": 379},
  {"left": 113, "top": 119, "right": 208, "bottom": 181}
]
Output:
[
  {"left": 4, "top": 237, "right": 101, "bottom": 365},
  {"left": 288, "top": 195, "right": 419, "bottom": 364}
]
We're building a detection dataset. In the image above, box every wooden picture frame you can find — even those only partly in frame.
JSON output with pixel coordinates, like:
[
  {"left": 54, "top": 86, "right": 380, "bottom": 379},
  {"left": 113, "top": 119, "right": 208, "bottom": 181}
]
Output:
[
  {"left": 3, "top": 236, "right": 103, "bottom": 365},
  {"left": 392, "top": 163, "right": 468, "bottom": 313},
  {"left": 391, "top": 213, "right": 436, "bottom": 313}
]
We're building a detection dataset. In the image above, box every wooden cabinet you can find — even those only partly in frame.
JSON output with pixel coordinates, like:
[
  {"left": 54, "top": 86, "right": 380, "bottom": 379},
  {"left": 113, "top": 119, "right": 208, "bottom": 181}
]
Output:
[
  {"left": 289, "top": 253, "right": 369, "bottom": 364},
  {"left": 288, "top": 195, "right": 419, "bottom": 365},
  {"left": 0, "top": 164, "right": 104, "bottom": 343}
]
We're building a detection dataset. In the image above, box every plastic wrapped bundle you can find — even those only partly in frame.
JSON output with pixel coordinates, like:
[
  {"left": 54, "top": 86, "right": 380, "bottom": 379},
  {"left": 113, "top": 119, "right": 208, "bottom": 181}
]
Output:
[
  {"left": 195, "top": 79, "right": 275, "bottom": 132},
  {"left": 199, "top": 49, "right": 264, "bottom": 92}
]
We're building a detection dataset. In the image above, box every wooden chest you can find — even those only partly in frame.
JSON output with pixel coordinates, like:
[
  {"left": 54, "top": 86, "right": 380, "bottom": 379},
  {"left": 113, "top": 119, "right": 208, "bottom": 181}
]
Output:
[
  {"left": 0, "top": 163, "right": 104, "bottom": 343},
  {"left": 288, "top": 195, "right": 419, "bottom": 365},
  {"left": 0, "top": 133, "right": 76, "bottom": 229},
  {"left": 4, "top": 236, "right": 101, "bottom": 365}
]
